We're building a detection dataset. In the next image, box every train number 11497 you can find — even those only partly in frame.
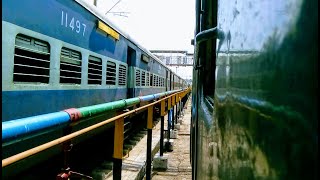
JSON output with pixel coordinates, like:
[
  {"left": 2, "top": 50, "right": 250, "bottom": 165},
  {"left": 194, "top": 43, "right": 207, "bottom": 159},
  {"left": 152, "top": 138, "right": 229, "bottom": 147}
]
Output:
[{"left": 61, "top": 10, "right": 86, "bottom": 36}]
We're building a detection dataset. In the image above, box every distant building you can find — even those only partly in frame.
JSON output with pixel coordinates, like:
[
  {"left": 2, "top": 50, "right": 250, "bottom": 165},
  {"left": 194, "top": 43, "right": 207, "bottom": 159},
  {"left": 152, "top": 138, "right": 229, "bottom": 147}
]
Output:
[
  {"left": 150, "top": 50, "right": 193, "bottom": 66},
  {"left": 150, "top": 50, "right": 193, "bottom": 84}
]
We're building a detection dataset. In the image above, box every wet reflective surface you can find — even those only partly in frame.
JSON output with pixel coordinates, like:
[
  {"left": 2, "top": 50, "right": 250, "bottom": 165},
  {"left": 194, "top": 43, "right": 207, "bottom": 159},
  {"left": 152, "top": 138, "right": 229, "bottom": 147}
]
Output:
[{"left": 193, "top": 0, "right": 318, "bottom": 179}]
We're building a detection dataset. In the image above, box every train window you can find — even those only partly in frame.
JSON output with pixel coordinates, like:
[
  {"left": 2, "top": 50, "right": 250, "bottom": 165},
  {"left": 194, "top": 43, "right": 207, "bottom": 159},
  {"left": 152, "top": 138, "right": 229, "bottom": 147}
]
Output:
[
  {"left": 153, "top": 75, "right": 156, "bottom": 86},
  {"left": 13, "top": 34, "right": 50, "bottom": 83},
  {"left": 106, "top": 61, "right": 116, "bottom": 85},
  {"left": 135, "top": 69, "right": 141, "bottom": 86},
  {"left": 150, "top": 74, "right": 153, "bottom": 87},
  {"left": 157, "top": 76, "right": 160, "bottom": 87},
  {"left": 141, "top": 71, "right": 146, "bottom": 86},
  {"left": 155, "top": 76, "right": 158, "bottom": 87},
  {"left": 60, "top": 47, "right": 81, "bottom": 84},
  {"left": 118, "top": 64, "right": 127, "bottom": 86},
  {"left": 141, "top": 54, "right": 149, "bottom": 63},
  {"left": 88, "top": 56, "right": 102, "bottom": 85},
  {"left": 146, "top": 72, "right": 150, "bottom": 86}
]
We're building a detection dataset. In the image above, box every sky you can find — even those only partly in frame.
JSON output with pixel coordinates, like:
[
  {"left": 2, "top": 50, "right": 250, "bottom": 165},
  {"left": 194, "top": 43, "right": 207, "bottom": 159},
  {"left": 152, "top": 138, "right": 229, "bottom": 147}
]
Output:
[{"left": 89, "top": 0, "right": 195, "bottom": 53}]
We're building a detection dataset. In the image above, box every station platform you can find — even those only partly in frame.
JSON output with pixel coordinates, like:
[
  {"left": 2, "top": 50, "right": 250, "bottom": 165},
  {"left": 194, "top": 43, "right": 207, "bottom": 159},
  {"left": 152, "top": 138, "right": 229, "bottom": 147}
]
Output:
[
  {"left": 96, "top": 97, "right": 192, "bottom": 180},
  {"left": 151, "top": 98, "right": 192, "bottom": 180}
]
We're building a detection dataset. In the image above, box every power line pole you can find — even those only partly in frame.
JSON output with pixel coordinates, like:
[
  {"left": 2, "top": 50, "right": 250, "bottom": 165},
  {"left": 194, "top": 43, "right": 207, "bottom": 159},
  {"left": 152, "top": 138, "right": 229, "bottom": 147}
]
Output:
[
  {"left": 108, "top": 12, "right": 130, "bottom": 18},
  {"left": 106, "top": 0, "right": 122, "bottom": 14}
]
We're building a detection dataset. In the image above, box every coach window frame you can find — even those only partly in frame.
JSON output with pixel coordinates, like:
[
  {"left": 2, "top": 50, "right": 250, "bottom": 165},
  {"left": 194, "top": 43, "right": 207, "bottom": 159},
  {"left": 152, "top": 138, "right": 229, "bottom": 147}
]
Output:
[
  {"left": 88, "top": 55, "right": 103, "bottom": 85},
  {"left": 60, "top": 47, "right": 82, "bottom": 85},
  {"left": 13, "top": 34, "right": 51, "bottom": 84},
  {"left": 106, "top": 60, "right": 117, "bottom": 86}
]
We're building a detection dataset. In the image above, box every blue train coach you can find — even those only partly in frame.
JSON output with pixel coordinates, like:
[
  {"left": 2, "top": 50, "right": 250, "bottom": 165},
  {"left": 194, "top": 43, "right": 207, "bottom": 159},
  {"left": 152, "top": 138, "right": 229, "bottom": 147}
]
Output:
[{"left": 2, "top": 0, "right": 187, "bottom": 122}]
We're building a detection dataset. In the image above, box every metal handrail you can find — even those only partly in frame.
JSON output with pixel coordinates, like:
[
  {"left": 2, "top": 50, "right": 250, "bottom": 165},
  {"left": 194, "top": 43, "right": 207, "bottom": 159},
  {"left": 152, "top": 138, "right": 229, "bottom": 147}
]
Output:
[
  {"left": 2, "top": 89, "right": 181, "bottom": 140},
  {"left": 2, "top": 88, "right": 191, "bottom": 168},
  {"left": 194, "top": 27, "right": 225, "bottom": 70}
]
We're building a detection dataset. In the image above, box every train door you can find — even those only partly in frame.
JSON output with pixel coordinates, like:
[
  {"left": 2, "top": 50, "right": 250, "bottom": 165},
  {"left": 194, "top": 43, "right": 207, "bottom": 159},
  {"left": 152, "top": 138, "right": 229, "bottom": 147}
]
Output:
[{"left": 127, "top": 46, "right": 136, "bottom": 98}]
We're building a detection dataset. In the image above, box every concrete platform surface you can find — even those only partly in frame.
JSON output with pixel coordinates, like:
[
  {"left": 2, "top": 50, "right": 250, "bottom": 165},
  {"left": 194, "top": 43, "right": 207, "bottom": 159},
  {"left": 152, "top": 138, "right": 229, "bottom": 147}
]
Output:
[
  {"left": 106, "top": 119, "right": 162, "bottom": 180},
  {"left": 104, "top": 97, "right": 192, "bottom": 180},
  {"left": 150, "top": 98, "right": 192, "bottom": 180}
]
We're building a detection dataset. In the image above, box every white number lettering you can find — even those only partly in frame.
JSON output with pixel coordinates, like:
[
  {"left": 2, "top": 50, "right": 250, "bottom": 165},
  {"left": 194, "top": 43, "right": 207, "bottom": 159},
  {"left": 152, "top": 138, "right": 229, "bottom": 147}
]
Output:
[
  {"left": 76, "top": 20, "right": 80, "bottom": 33},
  {"left": 60, "top": 11, "right": 87, "bottom": 36},
  {"left": 69, "top": 18, "right": 75, "bottom": 30},
  {"left": 65, "top": 13, "right": 68, "bottom": 27},
  {"left": 82, "top": 24, "right": 86, "bottom": 36},
  {"left": 61, "top": 11, "right": 64, "bottom": 26}
]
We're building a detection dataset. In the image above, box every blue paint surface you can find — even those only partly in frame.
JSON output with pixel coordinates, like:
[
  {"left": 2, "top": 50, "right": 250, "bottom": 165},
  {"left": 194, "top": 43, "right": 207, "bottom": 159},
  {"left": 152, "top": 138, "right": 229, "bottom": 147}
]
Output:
[
  {"left": 2, "top": 0, "right": 127, "bottom": 62},
  {"left": 168, "top": 108, "right": 173, "bottom": 129},
  {"left": 2, "top": 88, "right": 183, "bottom": 140},
  {"left": 129, "top": 87, "right": 166, "bottom": 97},
  {"left": 2, "top": 0, "right": 165, "bottom": 71},
  {"left": 2, "top": 88, "right": 126, "bottom": 121},
  {"left": 2, "top": 111, "right": 70, "bottom": 140}
]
